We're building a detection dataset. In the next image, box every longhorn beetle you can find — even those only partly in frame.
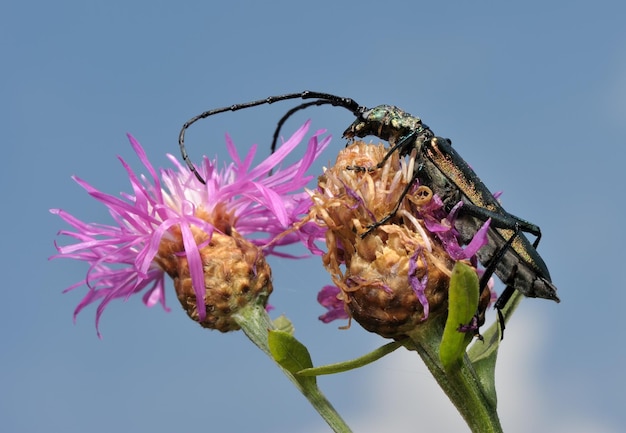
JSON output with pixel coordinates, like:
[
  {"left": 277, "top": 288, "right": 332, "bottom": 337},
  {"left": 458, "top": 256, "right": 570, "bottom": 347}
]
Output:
[{"left": 178, "top": 91, "right": 560, "bottom": 328}]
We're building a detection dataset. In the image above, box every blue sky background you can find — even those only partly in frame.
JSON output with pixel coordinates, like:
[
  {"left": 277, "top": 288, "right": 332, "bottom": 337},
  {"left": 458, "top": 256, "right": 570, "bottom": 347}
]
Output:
[{"left": 2, "top": 1, "right": 625, "bottom": 432}]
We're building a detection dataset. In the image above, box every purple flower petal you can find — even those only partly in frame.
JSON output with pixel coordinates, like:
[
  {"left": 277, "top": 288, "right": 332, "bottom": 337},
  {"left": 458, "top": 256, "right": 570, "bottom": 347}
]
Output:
[
  {"left": 317, "top": 285, "right": 349, "bottom": 323},
  {"left": 408, "top": 248, "right": 430, "bottom": 320}
]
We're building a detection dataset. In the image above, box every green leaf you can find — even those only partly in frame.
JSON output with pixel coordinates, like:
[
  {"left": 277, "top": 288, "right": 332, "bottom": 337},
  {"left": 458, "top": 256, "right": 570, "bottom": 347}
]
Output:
[
  {"left": 297, "top": 340, "right": 406, "bottom": 376},
  {"left": 268, "top": 330, "right": 316, "bottom": 387},
  {"left": 440, "top": 261, "right": 480, "bottom": 371}
]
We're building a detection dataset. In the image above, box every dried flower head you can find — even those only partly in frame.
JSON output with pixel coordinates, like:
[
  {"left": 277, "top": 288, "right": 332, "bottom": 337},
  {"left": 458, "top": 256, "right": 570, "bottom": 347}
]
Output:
[
  {"left": 309, "top": 142, "right": 492, "bottom": 338},
  {"left": 51, "top": 122, "right": 330, "bottom": 335}
]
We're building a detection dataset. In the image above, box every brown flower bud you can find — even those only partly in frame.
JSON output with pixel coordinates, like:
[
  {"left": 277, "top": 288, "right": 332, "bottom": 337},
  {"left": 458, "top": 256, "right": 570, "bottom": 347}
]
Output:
[{"left": 157, "top": 225, "right": 272, "bottom": 332}]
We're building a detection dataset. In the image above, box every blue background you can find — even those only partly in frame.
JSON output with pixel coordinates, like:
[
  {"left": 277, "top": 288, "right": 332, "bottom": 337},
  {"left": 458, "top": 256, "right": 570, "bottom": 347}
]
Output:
[{"left": 2, "top": 1, "right": 624, "bottom": 432}]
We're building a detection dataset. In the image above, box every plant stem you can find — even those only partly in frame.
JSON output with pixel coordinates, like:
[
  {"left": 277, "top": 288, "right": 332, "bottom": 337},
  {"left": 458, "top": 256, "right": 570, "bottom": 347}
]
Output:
[
  {"left": 407, "top": 316, "right": 503, "bottom": 433},
  {"left": 234, "top": 304, "right": 352, "bottom": 433}
]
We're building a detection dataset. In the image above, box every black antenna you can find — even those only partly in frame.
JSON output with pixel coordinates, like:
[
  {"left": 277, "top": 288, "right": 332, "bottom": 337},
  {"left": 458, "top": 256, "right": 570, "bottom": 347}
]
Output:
[
  {"left": 178, "top": 91, "right": 362, "bottom": 184},
  {"left": 270, "top": 100, "right": 337, "bottom": 155}
]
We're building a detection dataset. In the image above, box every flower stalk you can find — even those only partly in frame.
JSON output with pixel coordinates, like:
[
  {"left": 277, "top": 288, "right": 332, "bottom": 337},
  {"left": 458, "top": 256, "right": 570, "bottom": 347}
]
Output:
[
  {"left": 407, "top": 315, "right": 503, "bottom": 433},
  {"left": 233, "top": 303, "right": 352, "bottom": 433}
]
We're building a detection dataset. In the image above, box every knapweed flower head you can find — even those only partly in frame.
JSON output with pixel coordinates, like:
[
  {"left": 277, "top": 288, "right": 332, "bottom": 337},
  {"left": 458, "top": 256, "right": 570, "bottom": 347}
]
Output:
[
  {"left": 51, "top": 121, "right": 330, "bottom": 335},
  {"left": 308, "top": 141, "right": 492, "bottom": 338}
]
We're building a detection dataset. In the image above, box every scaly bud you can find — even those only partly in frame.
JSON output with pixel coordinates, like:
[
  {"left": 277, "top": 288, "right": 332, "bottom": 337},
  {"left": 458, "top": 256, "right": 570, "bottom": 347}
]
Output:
[{"left": 310, "top": 141, "right": 490, "bottom": 338}]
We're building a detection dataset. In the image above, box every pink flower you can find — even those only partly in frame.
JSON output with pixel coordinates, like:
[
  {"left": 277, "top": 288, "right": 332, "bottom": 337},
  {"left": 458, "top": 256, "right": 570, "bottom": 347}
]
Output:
[{"left": 51, "top": 122, "right": 330, "bottom": 336}]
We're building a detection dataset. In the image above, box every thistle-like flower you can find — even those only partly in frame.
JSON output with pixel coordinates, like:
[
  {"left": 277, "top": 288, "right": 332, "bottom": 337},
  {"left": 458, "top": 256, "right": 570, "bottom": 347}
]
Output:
[
  {"left": 51, "top": 122, "right": 330, "bottom": 335},
  {"left": 308, "top": 141, "right": 493, "bottom": 338}
]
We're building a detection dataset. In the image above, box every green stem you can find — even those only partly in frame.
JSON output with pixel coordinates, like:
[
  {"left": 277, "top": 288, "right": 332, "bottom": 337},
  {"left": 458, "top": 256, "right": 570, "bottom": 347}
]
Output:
[
  {"left": 233, "top": 304, "right": 352, "bottom": 433},
  {"left": 407, "top": 317, "right": 503, "bottom": 433}
]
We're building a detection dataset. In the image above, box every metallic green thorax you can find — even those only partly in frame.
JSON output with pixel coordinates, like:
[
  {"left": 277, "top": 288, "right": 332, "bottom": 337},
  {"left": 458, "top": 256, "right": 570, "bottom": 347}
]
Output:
[{"left": 343, "top": 105, "right": 432, "bottom": 147}]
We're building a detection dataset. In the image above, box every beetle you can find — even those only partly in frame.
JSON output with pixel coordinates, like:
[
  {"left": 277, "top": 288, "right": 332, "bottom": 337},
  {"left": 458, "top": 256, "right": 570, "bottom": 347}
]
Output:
[{"left": 177, "top": 91, "right": 559, "bottom": 324}]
